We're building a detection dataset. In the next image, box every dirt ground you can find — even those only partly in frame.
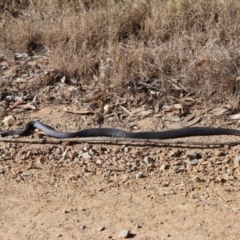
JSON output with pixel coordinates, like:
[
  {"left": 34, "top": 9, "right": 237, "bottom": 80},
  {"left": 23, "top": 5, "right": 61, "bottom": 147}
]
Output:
[
  {"left": 0, "top": 1, "right": 240, "bottom": 238},
  {"left": 1, "top": 106, "right": 240, "bottom": 240}
]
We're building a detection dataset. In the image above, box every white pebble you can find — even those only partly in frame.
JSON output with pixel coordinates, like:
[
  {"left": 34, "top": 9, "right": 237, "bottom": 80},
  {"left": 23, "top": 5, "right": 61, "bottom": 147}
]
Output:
[{"left": 119, "top": 230, "right": 129, "bottom": 238}]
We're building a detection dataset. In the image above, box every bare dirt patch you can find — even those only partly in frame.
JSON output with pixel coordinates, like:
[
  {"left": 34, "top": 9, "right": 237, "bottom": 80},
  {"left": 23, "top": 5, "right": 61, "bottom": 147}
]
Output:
[
  {"left": 1, "top": 1, "right": 240, "bottom": 239},
  {"left": 1, "top": 106, "right": 240, "bottom": 239}
]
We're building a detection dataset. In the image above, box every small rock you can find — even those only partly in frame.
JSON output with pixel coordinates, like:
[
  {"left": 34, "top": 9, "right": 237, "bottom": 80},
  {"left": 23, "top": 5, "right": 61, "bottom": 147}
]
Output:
[
  {"left": 215, "top": 149, "right": 225, "bottom": 156},
  {"left": 172, "top": 166, "right": 179, "bottom": 172},
  {"left": 21, "top": 172, "right": 33, "bottom": 177},
  {"left": 49, "top": 177, "right": 56, "bottom": 184},
  {"left": 136, "top": 172, "right": 144, "bottom": 179},
  {"left": 186, "top": 150, "right": 197, "bottom": 160},
  {"left": 82, "top": 152, "right": 91, "bottom": 159},
  {"left": 160, "top": 165, "right": 169, "bottom": 171},
  {"left": 63, "top": 209, "right": 70, "bottom": 213},
  {"left": 235, "top": 155, "right": 240, "bottom": 162},
  {"left": 103, "top": 170, "right": 111, "bottom": 177},
  {"left": 67, "top": 174, "right": 75, "bottom": 181},
  {"left": 61, "top": 149, "right": 68, "bottom": 159},
  {"left": 74, "top": 158, "right": 80, "bottom": 163},
  {"left": 190, "top": 159, "right": 198, "bottom": 165},
  {"left": 119, "top": 230, "right": 129, "bottom": 238},
  {"left": 234, "top": 156, "right": 240, "bottom": 169},
  {"left": 143, "top": 156, "right": 154, "bottom": 165},
  {"left": 122, "top": 175, "right": 129, "bottom": 182},
  {"left": 16, "top": 176, "right": 22, "bottom": 182},
  {"left": 15, "top": 52, "right": 29, "bottom": 58},
  {"left": 82, "top": 146, "right": 89, "bottom": 151},
  {"left": 97, "top": 226, "right": 105, "bottom": 231},
  {"left": 136, "top": 223, "right": 142, "bottom": 228},
  {"left": 170, "top": 149, "right": 181, "bottom": 157},
  {"left": 178, "top": 165, "right": 186, "bottom": 171},
  {"left": 84, "top": 172, "right": 93, "bottom": 177},
  {"left": 96, "top": 159, "right": 102, "bottom": 165},
  {"left": 2, "top": 116, "right": 15, "bottom": 127},
  {"left": 217, "top": 176, "right": 226, "bottom": 183},
  {"left": 131, "top": 164, "right": 137, "bottom": 171},
  {"left": 163, "top": 182, "right": 169, "bottom": 187},
  {"left": 0, "top": 169, "right": 5, "bottom": 174},
  {"left": 104, "top": 104, "right": 111, "bottom": 114},
  {"left": 79, "top": 225, "right": 86, "bottom": 230}
]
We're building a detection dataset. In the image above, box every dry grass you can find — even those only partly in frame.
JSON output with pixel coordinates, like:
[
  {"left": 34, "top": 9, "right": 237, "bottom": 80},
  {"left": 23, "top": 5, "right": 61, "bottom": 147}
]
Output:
[{"left": 0, "top": 0, "right": 240, "bottom": 106}]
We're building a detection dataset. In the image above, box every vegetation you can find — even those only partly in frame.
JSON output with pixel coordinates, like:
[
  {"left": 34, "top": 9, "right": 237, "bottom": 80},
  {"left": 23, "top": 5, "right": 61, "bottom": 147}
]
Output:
[{"left": 1, "top": 0, "right": 240, "bottom": 105}]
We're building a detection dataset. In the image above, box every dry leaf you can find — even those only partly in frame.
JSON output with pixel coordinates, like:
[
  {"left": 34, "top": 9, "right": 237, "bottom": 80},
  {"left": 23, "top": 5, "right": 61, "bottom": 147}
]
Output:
[
  {"left": 229, "top": 114, "right": 240, "bottom": 120},
  {"left": 154, "top": 102, "right": 160, "bottom": 113},
  {"left": 223, "top": 120, "right": 238, "bottom": 125},
  {"left": 171, "top": 83, "right": 182, "bottom": 91},
  {"left": 60, "top": 75, "right": 66, "bottom": 83},
  {"left": 2, "top": 116, "right": 15, "bottom": 127},
  {"left": 177, "top": 82, "right": 187, "bottom": 92},
  {"left": 131, "top": 107, "right": 145, "bottom": 114},
  {"left": 15, "top": 103, "right": 36, "bottom": 110},
  {"left": 12, "top": 100, "right": 26, "bottom": 107},
  {"left": 195, "top": 59, "right": 205, "bottom": 67},
  {"left": 119, "top": 105, "right": 132, "bottom": 115},
  {"left": 26, "top": 75, "right": 39, "bottom": 82},
  {"left": 138, "top": 110, "right": 153, "bottom": 116},
  {"left": 163, "top": 116, "right": 181, "bottom": 122},
  {"left": 27, "top": 60, "right": 37, "bottom": 67},
  {"left": 6, "top": 101, "right": 26, "bottom": 111},
  {"left": 182, "top": 112, "right": 196, "bottom": 123},
  {"left": 0, "top": 60, "right": 8, "bottom": 66},
  {"left": 194, "top": 107, "right": 214, "bottom": 117},
  {"left": 165, "top": 116, "right": 201, "bottom": 129},
  {"left": 164, "top": 122, "right": 183, "bottom": 129},
  {"left": 222, "top": 104, "right": 232, "bottom": 110},
  {"left": 182, "top": 117, "right": 201, "bottom": 127},
  {"left": 82, "top": 92, "right": 105, "bottom": 103},
  {"left": 32, "top": 94, "right": 38, "bottom": 103},
  {"left": 162, "top": 105, "right": 174, "bottom": 112},
  {"left": 3, "top": 67, "right": 16, "bottom": 76},
  {"left": 154, "top": 113, "right": 164, "bottom": 118},
  {"left": 210, "top": 106, "right": 228, "bottom": 116},
  {"left": 64, "top": 108, "right": 93, "bottom": 114},
  {"left": 174, "top": 103, "right": 184, "bottom": 114},
  {"left": 93, "top": 74, "right": 98, "bottom": 81},
  {"left": 179, "top": 97, "right": 195, "bottom": 106},
  {"left": 174, "top": 103, "right": 183, "bottom": 110},
  {"left": 103, "top": 105, "right": 111, "bottom": 114}
]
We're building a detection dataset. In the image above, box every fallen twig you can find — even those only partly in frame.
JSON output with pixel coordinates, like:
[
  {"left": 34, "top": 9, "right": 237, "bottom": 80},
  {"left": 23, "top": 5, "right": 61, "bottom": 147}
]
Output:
[{"left": 0, "top": 136, "right": 239, "bottom": 147}]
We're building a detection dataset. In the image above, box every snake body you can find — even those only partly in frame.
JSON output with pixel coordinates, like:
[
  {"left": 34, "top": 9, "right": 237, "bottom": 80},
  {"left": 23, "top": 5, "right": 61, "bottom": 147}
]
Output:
[{"left": 1, "top": 121, "right": 240, "bottom": 139}]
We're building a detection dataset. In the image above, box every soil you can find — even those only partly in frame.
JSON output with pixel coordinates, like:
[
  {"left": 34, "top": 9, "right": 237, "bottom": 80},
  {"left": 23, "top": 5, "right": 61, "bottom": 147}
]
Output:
[
  {"left": 1, "top": 54, "right": 240, "bottom": 240},
  {"left": 1, "top": 107, "right": 240, "bottom": 240}
]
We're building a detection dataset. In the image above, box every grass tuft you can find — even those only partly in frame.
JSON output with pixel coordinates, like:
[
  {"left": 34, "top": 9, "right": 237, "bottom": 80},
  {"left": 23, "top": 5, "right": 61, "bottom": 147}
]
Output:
[{"left": 0, "top": 0, "right": 240, "bottom": 105}]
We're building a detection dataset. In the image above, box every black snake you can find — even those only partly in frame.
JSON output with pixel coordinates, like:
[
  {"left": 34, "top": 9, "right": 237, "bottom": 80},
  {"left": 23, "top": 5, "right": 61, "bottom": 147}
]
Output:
[{"left": 1, "top": 121, "right": 240, "bottom": 139}]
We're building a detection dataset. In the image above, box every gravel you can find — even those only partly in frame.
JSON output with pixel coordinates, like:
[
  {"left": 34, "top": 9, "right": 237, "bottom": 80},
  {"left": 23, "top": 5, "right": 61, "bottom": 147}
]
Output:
[
  {"left": 97, "top": 226, "right": 105, "bottom": 231},
  {"left": 119, "top": 230, "right": 129, "bottom": 238},
  {"left": 136, "top": 172, "right": 144, "bottom": 179}
]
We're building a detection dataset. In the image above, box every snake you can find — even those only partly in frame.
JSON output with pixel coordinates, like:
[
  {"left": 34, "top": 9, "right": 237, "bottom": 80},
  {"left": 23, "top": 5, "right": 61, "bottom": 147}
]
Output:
[{"left": 1, "top": 121, "right": 240, "bottom": 139}]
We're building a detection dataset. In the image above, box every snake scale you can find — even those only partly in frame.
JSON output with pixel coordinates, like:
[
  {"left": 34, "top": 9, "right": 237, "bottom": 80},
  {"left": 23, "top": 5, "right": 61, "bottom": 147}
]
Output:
[{"left": 1, "top": 121, "right": 240, "bottom": 139}]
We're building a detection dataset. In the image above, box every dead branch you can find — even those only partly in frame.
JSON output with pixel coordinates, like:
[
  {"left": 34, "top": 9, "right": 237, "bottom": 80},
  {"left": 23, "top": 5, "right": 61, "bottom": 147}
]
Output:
[{"left": 0, "top": 136, "right": 239, "bottom": 147}]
